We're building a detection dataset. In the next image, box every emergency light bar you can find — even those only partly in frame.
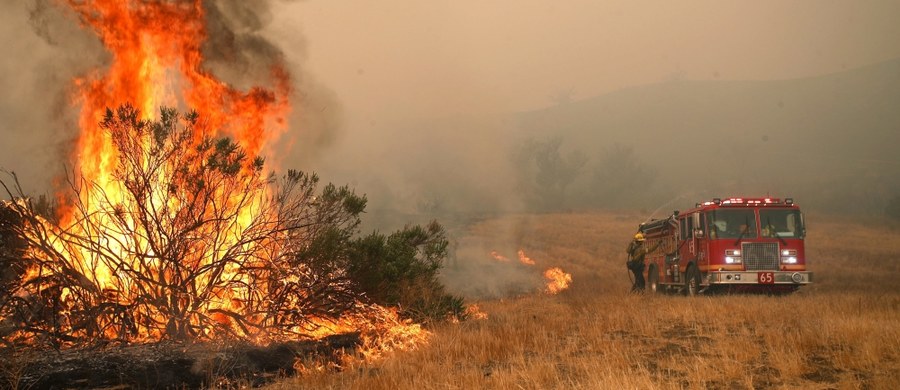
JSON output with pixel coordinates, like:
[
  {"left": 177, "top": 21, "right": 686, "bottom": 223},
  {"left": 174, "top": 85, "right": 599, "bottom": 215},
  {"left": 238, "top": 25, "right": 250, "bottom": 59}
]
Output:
[
  {"left": 703, "top": 197, "right": 794, "bottom": 206},
  {"left": 694, "top": 197, "right": 797, "bottom": 209}
]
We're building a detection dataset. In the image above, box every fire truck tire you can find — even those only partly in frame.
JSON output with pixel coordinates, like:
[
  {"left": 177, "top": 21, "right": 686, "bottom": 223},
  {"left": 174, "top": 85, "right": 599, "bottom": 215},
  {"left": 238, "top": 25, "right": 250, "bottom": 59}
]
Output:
[
  {"left": 647, "top": 264, "right": 660, "bottom": 294},
  {"left": 684, "top": 264, "right": 701, "bottom": 297}
]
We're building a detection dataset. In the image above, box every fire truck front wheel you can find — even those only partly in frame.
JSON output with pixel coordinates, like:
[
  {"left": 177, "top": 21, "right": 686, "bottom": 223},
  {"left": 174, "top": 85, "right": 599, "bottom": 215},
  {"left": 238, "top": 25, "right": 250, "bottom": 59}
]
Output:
[{"left": 684, "top": 265, "right": 702, "bottom": 297}]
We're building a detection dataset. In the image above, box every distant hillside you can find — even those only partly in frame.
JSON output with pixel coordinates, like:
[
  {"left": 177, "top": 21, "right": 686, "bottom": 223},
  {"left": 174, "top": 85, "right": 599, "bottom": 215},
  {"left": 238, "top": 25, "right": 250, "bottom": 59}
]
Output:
[{"left": 515, "top": 58, "right": 900, "bottom": 214}]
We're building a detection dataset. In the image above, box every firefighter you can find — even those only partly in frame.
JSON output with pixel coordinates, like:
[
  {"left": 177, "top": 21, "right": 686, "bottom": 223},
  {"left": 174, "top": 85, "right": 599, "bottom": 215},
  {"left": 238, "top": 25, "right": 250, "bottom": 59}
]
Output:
[{"left": 626, "top": 232, "right": 661, "bottom": 292}]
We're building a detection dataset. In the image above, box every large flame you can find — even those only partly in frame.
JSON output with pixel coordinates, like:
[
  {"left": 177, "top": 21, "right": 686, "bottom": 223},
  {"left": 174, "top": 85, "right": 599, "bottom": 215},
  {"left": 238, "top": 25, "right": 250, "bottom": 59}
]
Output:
[
  {"left": 51, "top": 0, "right": 289, "bottom": 342},
  {"left": 63, "top": 0, "right": 289, "bottom": 227}
]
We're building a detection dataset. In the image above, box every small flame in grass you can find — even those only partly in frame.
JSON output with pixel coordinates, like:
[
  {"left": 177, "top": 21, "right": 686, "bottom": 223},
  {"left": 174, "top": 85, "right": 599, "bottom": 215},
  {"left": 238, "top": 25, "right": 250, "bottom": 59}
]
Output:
[
  {"left": 517, "top": 249, "right": 536, "bottom": 265},
  {"left": 302, "top": 303, "right": 430, "bottom": 363},
  {"left": 292, "top": 303, "right": 431, "bottom": 376},
  {"left": 356, "top": 307, "right": 429, "bottom": 361},
  {"left": 490, "top": 250, "right": 510, "bottom": 262},
  {"left": 544, "top": 267, "right": 572, "bottom": 294},
  {"left": 488, "top": 249, "right": 573, "bottom": 294},
  {"left": 464, "top": 304, "right": 488, "bottom": 320}
]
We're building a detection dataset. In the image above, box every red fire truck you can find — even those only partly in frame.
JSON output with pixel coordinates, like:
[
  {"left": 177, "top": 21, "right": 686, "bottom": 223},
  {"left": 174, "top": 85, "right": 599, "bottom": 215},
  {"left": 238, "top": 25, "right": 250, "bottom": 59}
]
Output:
[{"left": 638, "top": 197, "right": 812, "bottom": 295}]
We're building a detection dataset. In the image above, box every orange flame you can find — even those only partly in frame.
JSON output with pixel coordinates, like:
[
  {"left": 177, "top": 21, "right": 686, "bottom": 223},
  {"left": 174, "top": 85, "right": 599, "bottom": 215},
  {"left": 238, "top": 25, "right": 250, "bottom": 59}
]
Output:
[
  {"left": 463, "top": 304, "right": 489, "bottom": 320},
  {"left": 517, "top": 249, "right": 536, "bottom": 265},
  {"left": 543, "top": 267, "right": 572, "bottom": 294},
  {"left": 489, "top": 250, "right": 510, "bottom": 262},
  {"left": 61, "top": 0, "right": 289, "bottom": 229},
  {"left": 314, "top": 304, "right": 430, "bottom": 360},
  {"left": 293, "top": 303, "right": 431, "bottom": 372},
  {"left": 489, "top": 249, "right": 572, "bottom": 294}
]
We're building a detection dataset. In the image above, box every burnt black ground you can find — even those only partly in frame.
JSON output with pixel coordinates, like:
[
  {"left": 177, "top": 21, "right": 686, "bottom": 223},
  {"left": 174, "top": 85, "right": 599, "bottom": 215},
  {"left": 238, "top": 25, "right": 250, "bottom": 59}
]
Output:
[{"left": 1, "top": 333, "right": 359, "bottom": 389}]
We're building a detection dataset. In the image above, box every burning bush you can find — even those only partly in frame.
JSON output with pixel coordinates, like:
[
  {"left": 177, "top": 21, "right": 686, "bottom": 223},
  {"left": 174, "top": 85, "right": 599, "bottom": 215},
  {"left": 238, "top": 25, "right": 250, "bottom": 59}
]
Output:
[
  {"left": 0, "top": 105, "right": 458, "bottom": 349},
  {"left": 0, "top": 201, "right": 29, "bottom": 343},
  {"left": 0, "top": 0, "right": 467, "bottom": 357}
]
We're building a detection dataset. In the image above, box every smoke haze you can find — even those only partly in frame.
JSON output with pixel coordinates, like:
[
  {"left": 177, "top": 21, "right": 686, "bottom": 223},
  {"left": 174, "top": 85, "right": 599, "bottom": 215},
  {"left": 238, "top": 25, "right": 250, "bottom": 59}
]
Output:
[
  {"left": 265, "top": 1, "right": 900, "bottom": 219},
  {"left": 2, "top": 1, "right": 899, "bottom": 298}
]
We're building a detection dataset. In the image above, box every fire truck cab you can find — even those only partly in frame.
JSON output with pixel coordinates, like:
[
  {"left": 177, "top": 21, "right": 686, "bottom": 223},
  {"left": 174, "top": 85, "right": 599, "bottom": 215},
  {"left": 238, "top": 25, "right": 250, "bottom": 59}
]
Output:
[{"left": 639, "top": 197, "right": 812, "bottom": 295}]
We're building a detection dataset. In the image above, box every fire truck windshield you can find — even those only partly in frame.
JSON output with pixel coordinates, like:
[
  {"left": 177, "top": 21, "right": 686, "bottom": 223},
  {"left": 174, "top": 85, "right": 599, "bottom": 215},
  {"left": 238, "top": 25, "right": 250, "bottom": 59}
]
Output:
[
  {"left": 707, "top": 209, "right": 757, "bottom": 239},
  {"left": 759, "top": 209, "right": 805, "bottom": 238}
]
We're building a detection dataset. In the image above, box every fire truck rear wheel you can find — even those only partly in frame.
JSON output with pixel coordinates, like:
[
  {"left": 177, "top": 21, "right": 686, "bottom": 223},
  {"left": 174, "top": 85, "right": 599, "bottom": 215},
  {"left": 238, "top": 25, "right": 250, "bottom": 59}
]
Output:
[
  {"left": 647, "top": 264, "right": 660, "bottom": 294},
  {"left": 684, "top": 265, "right": 701, "bottom": 297}
]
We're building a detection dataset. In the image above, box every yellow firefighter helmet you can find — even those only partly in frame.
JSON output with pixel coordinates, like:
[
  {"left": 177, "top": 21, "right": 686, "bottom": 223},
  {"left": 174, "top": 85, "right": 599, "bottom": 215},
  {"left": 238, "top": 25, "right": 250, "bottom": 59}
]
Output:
[{"left": 634, "top": 232, "right": 645, "bottom": 241}]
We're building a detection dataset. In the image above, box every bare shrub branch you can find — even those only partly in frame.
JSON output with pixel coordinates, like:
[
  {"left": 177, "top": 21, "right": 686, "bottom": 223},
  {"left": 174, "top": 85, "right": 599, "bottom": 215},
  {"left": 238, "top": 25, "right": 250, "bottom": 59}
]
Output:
[{"left": 1, "top": 104, "right": 366, "bottom": 348}]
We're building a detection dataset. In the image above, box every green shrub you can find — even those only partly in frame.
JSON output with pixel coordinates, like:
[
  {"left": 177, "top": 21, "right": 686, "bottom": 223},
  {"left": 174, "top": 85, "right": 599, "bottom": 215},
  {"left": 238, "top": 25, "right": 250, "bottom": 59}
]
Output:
[{"left": 348, "top": 221, "right": 465, "bottom": 322}]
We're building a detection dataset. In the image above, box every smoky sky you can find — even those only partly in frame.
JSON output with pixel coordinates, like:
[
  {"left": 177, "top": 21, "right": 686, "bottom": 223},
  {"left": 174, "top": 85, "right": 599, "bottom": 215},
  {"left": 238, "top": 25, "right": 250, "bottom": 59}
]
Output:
[
  {"left": 264, "top": 0, "right": 900, "bottom": 222},
  {"left": 281, "top": 1, "right": 900, "bottom": 121},
  {"left": 3, "top": 0, "right": 899, "bottom": 300},
  {"left": 3, "top": 0, "right": 899, "bottom": 218}
]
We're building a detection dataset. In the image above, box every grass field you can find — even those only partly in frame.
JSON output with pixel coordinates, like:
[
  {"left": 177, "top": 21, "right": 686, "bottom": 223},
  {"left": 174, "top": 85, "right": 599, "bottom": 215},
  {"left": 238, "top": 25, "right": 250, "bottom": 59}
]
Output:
[{"left": 270, "top": 211, "right": 900, "bottom": 389}]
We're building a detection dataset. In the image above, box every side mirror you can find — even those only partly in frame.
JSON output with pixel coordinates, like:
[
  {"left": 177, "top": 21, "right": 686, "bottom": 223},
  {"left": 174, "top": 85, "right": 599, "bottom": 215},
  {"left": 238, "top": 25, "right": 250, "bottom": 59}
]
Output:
[{"left": 800, "top": 213, "right": 807, "bottom": 239}]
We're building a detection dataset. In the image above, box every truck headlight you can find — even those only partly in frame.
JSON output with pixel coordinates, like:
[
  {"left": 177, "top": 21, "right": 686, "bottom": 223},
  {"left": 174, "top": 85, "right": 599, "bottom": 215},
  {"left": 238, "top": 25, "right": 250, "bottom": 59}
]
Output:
[
  {"left": 725, "top": 250, "right": 741, "bottom": 264},
  {"left": 780, "top": 249, "right": 798, "bottom": 264}
]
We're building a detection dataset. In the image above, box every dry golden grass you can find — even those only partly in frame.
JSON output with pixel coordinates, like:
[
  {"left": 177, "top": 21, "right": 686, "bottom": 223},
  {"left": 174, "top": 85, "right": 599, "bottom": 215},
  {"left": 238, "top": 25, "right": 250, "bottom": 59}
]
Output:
[{"left": 268, "top": 211, "right": 900, "bottom": 389}]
